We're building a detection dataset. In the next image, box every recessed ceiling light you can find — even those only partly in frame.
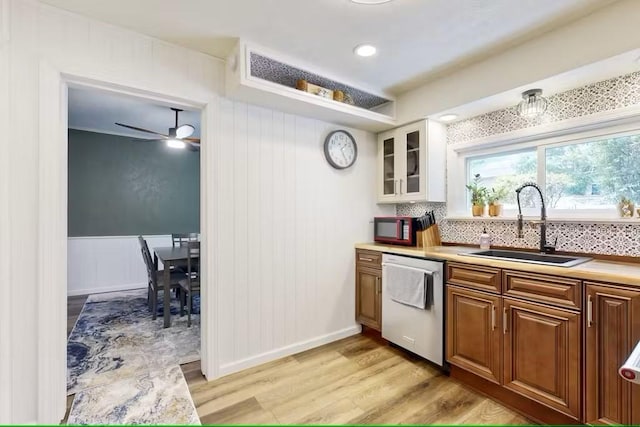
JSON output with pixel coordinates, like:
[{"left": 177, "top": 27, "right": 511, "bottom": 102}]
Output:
[
  {"left": 439, "top": 114, "right": 458, "bottom": 122},
  {"left": 354, "top": 44, "right": 377, "bottom": 57},
  {"left": 351, "top": 0, "right": 392, "bottom": 4}
]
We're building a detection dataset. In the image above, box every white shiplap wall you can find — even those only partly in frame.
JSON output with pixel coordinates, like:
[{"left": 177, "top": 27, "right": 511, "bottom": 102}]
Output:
[
  {"left": 3, "top": 0, "right": 223, "bottom": 423},
  {"left": 215, "top": 100, "right": 393, "bottom": 372},
  {"left": 67, "top": 235, "right": 173, "bottom": 296},
  {"left": 3, "top": 0, "right": 392, "bottom": 423}
]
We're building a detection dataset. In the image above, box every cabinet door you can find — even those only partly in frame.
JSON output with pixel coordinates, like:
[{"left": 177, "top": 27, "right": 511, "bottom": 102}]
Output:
[
  {"left": 585, "top": 283, "right": 640, "bottom": 425},
  {"left": 447, "top": 285, "right": 502, "bottom": 384},
  {"left": 503, "top": 297, "right": 581, "bottom": 419},
  {"left": 397, "top": 122, "right": 426, "bottom": 202},
  {"left": 356, "top": 266, "right": 381, "bottom": 331},
  {"left": 377, "top": 130, "right": 400, "bottom": 203}
]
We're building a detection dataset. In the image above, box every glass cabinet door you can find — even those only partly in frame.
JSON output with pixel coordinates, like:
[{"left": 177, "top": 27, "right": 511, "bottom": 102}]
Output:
[
  {"left": 405, "top": 130, "right": 420, "bottom": 194},
  {"left": 383, "top": 136, "right": 395, "bottom": 195}
]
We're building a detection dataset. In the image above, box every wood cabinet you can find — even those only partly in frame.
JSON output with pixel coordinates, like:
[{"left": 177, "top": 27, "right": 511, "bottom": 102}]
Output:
[
  {"left": 355, "top": 250, "right": 382, "bottom": 331},
  {"left": 377, "top": 120, "right": 445, "bottom": 204},
  {"left": 503, "top": 297, "right": 581, "bottom": 418},
  {"left": 447, "top": 285, "right": 502, "bottom": 384},
  {"left": 446, "top": 263, "right": 587, "bottom": 423},
  {"left": 584, "top": 283, "right": 640, "bottom": 425}
]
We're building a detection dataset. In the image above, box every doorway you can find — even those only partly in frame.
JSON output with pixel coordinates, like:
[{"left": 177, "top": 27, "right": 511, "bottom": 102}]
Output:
[
  {"left": 37, "top": 66, "right": 218, "bottom": 423},
  {"left": 64, "top": 86, "right": 203, "bottom": 422}
]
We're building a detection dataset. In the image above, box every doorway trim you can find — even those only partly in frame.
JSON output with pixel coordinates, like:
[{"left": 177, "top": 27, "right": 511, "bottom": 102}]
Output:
[{"left": 38, "top": 61, "right": 220, "bottom": 423}]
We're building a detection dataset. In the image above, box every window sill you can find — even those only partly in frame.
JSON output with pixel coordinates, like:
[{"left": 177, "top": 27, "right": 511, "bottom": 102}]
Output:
[{"left": 444, "top": 216, "right": 640, "bottom": 224}]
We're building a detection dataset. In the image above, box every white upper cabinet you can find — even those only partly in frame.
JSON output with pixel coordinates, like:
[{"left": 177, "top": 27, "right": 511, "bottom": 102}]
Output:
[{"left": 377, "top": 120, "right": 446, "bottom": 204}]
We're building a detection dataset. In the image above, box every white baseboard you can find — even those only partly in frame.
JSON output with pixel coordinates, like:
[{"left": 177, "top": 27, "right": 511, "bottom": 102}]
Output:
[
  {"left": 67, "top": 282, "right": 147, "bottom": 297},
  {"left": 218, "top": 325, "right": 362, "bottom": 377}
]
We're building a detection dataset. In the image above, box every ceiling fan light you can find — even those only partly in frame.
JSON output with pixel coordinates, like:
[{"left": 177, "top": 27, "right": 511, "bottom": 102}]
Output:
[
  {"left": 167, "top": 139, "right": 186, "bottom": 149},
  {"left": 176, "top": 124, "right": 195, "bottom": 139},
  {"left": 517, "top": 88, "right": 548, "bottom": 117}
]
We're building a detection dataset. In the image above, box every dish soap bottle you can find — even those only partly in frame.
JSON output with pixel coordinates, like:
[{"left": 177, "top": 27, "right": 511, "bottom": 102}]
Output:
[{"left": 480, "top": 227, "right": 491, "bottom": 250}]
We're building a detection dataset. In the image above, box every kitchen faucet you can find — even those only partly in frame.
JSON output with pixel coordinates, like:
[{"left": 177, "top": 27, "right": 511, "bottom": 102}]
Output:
[{"left": 515, "top": 182, "right": 556, "bottom": 254}]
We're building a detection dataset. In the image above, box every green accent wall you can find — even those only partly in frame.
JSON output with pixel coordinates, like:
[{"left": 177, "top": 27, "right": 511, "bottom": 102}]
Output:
[{"left": 68, "top": 129, "right": 200, "bottom": 237}]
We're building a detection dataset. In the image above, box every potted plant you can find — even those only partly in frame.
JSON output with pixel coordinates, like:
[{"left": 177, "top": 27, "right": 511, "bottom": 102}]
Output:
[
  {"left": 618, "top": 196, "right": 635, "bottom": 218},
  {"left": 466, "top": 174, "right": 488, "bottom": 217},
  {"left": 487, "top": 186, "right": 508, "bottom": 217}
]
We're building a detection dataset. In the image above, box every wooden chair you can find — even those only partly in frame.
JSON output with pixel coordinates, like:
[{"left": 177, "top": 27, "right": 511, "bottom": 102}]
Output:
[
  {"left": 172, "top": 233, "right": 199, "bottom": 248},
  {"left": 138, "top": 236, "right": 184, "bottom": 320},
  {"left": 179, "top": 241, "right": 200, "bottom": 327}
]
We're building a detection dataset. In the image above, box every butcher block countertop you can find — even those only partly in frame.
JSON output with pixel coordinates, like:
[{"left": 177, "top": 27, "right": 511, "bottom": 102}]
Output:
[{"left": 355, "top": 243, "right": 640, "bottom": 288}]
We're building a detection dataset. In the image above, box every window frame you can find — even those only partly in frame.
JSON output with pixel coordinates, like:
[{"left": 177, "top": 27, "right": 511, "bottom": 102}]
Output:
[{"left": 447, "top": 118, "right": 640, "bottom": 220}]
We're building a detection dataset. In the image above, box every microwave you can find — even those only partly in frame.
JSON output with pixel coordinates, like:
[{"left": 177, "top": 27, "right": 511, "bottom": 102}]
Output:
[{"left": 373, "top": 216, "right": 416, "bottom": 246}]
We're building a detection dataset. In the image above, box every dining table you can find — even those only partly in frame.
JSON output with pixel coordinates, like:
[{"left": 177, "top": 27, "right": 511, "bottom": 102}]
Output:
[{"left": 153, "top": 246, "right": 200, "bottom": 328}]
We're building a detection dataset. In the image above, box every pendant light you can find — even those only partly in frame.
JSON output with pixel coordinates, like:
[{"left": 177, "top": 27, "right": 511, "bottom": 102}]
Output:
[{"left": 517, "top": 89, "right": 548, "bottom": 117}]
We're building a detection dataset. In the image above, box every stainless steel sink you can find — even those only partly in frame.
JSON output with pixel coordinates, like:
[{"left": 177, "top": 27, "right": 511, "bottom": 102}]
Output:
[{"left": 461, "top": 249, "right": 591, "bottom": 267}]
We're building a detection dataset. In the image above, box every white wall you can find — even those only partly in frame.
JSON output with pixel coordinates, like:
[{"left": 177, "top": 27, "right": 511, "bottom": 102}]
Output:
[
  {"left": 1, "top": 0, "right": 222, "bottom": 423},
  {"left": 67, "top": 235, "right": 173, "bottom": 296},
  {"left": 214, "top": 101, "right": 392, "bottom": 373},
  {"left": 396, "top": 0, "right": 640, "bottom": 124},
  {"left": 1, "top": 0, "right": 392, "bottom": 423}
]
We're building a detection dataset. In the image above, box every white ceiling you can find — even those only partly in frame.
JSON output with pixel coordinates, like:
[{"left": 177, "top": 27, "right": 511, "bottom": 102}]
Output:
[
  {"left": 40, "top": 0, "right": 609, "bottom": 94},
  {"left": 68, "top": 87, "right": 201, "bottom": 139}
]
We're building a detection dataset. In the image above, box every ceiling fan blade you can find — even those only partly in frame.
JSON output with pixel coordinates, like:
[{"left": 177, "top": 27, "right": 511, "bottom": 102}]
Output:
[
  {"left": 115, "top": 122, "right": 168, "bottom": 137},
  {"left": 176, "top": 124, "right": 195, "bottom": 139},
  {"left": 184, "top": 137, "right": 200, "bottom": 143}
]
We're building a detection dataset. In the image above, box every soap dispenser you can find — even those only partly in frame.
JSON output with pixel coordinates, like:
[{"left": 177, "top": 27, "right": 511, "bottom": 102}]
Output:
[{"left": 480, "top": 227, "right": 491, "bottom": 250}]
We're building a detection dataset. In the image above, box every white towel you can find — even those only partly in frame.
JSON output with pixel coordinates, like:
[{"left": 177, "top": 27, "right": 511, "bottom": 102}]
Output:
[{"left": 384, "top": 264, "right": 433, "bottom": 309}]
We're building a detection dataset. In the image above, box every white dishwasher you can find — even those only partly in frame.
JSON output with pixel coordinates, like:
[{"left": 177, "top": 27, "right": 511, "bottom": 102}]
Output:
[{"left": 381, "top": 254, "right": 444, "bottom": 367}]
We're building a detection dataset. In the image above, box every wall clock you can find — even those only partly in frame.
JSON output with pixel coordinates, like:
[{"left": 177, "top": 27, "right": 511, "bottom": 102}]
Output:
[{"left": 324, "top": 130, "right": 357, "bottom": 169}]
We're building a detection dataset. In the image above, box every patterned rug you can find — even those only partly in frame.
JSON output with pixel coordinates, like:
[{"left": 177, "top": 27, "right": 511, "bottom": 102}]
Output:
[
  {"left": 68, "top": 364, "right": 200, "bottom": 425},
  {"left": 67, "top": 289, "right": 201, "bottom": 424}
]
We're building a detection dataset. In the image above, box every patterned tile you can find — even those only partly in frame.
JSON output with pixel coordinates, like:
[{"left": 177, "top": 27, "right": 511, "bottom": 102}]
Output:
[
  {"left": 398, "top": 205, "right": 640, "bottom": 256},
  {"left": 397, "top": 71, "right": 640, "bottom": 257},
  {"left": 250, "top": 53, "right": 390, "bottom": 110},
  {"left": 447, "top": 71, "right": 640, "bottom": 144}
]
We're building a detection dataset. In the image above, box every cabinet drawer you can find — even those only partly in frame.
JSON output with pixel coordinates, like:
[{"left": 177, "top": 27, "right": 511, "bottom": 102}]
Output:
[
  {"left": 447, "top": 262, "right": 501, "bottom": 294},
  {"left": 503, "top": 270, "right": 581, "bottom": 310},
  {"left": 355, "top": 249, "right": 382, "bottom": 268}
]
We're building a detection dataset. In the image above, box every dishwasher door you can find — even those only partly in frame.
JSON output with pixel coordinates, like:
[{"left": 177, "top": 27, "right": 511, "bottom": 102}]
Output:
[{"left": 381, "top": 254, "right": 444, "bottom": 366}]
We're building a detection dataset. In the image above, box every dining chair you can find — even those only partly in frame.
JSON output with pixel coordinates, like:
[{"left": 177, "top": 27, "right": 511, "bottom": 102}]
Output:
[
  {"left": 138, "top": 236, "right": 184, "bottom": 320},
  {"left": 172, "top": 233, "right": 199, "bottom": 248},
  {"left": 179, "top": 241, "right": 200, "bottom": 327}
]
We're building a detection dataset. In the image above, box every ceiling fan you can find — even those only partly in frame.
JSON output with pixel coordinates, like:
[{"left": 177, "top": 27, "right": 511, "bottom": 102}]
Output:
[{"left": 115, "top": 107, "right": 200, "bottom": 151}]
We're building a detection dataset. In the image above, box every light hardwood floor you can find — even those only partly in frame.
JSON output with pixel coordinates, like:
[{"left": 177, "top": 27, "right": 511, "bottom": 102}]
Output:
[{"left": 66, "top": 296, "right": 531, "bottom": 425}]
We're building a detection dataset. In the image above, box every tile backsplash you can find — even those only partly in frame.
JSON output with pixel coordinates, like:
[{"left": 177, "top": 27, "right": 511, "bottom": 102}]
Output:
[
  {"left": 397, "top": 71, "right": 640, "bottom": 257},
  {"left": 398, "top": 202, "right": 640, "bottom": 257}
]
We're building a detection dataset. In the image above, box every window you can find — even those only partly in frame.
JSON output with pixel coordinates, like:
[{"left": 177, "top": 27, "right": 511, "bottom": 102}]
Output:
[
  {"left": 468, "top": 149, "right": 536, "bottom": 210},
  {"left": 457, "top": 126, "right": 640, "bottom": 218},
  {"left": 545, "top": 135, "right": 640, "bottom": 210}
]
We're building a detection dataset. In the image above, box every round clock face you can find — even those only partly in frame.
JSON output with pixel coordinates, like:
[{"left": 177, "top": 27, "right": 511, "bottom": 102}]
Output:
[{"left": 324, "top": 130, "right": 357, "bottom": 169}]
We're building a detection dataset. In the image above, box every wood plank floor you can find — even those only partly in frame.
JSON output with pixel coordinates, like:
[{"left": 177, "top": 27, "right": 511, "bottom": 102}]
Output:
[{"left": 66, "top": 296, "right": 532, "bottom": 425}]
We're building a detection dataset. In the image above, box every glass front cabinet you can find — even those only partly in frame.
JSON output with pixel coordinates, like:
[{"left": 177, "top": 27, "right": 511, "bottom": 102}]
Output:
[{"left": 377, "top": 119, "right": 446, "bottom": 204}]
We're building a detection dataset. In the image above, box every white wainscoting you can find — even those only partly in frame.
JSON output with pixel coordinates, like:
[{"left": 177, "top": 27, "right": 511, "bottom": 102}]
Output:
[{"left": 67, "top": 235, "right": 174, "bottom": 296}]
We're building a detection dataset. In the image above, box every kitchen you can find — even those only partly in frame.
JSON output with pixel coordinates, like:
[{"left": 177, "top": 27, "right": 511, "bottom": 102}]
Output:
[{"left": 2, "top": 0, "right": 640, "bottom": 424}]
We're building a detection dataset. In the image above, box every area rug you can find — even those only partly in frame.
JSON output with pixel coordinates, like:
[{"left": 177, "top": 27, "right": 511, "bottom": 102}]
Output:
[
  {"left": 67, "top": 288, "right": 200, "bottom": 395},
  {"left": 67, "top": 364, "right": 201, "bottom": 425}
]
